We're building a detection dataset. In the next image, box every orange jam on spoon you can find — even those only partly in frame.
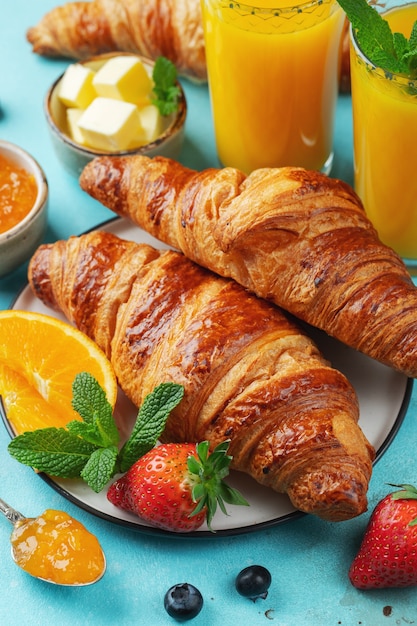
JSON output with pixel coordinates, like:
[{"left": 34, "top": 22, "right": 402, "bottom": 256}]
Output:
[
  {"left": 0, "top": 153, "right": 38, "bottom": 234},
  {"left": 10, "top": 509, "right": 106, "bottom": 585}
]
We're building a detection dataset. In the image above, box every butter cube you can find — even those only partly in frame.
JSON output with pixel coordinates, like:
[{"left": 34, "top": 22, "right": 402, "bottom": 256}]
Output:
[
  {"left": 66, "top": 108, "right": 85, "bottom": 144},
  {"left": 58, "top": 64, "right": 96, "bottom": 109},
  {"left": 92, "top": 56, "right": 153, "bottom": 103},
  {"left": 77, "top": 97, "right": 143, "bottom": 152},
  {"left": 138, "top": 105, "right": 163, "bottom": 144}
]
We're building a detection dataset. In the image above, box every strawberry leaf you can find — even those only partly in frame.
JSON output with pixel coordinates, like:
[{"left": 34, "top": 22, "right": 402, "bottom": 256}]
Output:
[
  {"left": 388, "top": 483, "right": 417, "bottom": 500},
  {"left": 188, "top": 440, "right": 249, "bottom": 531}
]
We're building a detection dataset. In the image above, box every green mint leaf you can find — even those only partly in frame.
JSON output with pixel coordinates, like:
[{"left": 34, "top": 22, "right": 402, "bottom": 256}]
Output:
[
  {"left": 410, "top": 20, "right": 417, "bottom": 49},
  {"left": 403, "top": 22, "right": 417, "bottom": 74},
  {"left": 337, "top": 0, "right": 414, "bottom": 76},
  {"left": 8, "top": 428, "right": 96, "bottom": 477},
  {"left": 151, "top": 56, "right": 181, "bottom": 116},
  {"left": 80, "top": 445, "right": 119, "bottom": 493},
  {"left": 66, "top": 419, "right": 108, "bottom": 447},
  {"left": 118, "top": 382, "right": 184, "bottom": 473},
  {"left": 72, "top": 372, "right": 119, "bottom": 447},
  {"left": 393, "top": 31, "right": 409, "bottom": 62}
]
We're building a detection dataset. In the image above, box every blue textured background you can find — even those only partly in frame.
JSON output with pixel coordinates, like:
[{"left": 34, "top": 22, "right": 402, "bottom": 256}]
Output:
[{"left": 1, "top": 2, "right": 417, "bottom": 624}]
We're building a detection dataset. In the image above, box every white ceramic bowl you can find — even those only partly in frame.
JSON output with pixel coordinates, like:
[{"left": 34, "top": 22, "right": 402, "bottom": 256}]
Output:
[
  {"left": 0, "top": 141, "right": 48, "bottom": 278},
  {"left": 44, "top": 53, "right": 187, "bottom": 177}
]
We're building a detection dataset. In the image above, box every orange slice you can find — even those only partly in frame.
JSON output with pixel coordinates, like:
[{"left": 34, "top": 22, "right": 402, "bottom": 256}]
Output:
[{"left": 0, "top": 310, "right": 117, "bottom": 435}]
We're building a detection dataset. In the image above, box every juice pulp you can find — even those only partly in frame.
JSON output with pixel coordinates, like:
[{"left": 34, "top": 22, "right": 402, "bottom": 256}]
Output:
[
  {"left": 351, "top": 3, "right": 417, "bottom": 260},
  {"left": 201, "top": 0, "right": 344, "bottom": 174}
]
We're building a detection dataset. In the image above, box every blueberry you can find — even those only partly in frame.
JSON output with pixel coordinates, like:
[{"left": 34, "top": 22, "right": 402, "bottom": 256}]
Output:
[
  {"left": 235, "top": 565, "right": 272, "bottom": 601},
  {"left": 164, "top": 582, "right": 203, "bottom": 621}
]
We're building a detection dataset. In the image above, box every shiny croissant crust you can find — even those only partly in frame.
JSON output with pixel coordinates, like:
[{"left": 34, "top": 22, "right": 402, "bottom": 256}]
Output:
[
  {"left": 28, "top": 231, "right": 374, "bottom": 522},
  {"left": 79, "top": 155, "right": 417, "bottom": 379},
  {"left": 26, "top": 0, "right": 206, "bottom": 81}
]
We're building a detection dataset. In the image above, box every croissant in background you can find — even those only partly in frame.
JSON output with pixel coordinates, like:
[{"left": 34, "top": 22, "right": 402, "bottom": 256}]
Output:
[
  {"left": 26, "top": 0, "right": 206, "bottom": 82},
  {"left": 26, "top": 1, "right": 352, "bottom": 89},
  {"left": 28, "top": 230, "right": 374, "bottom": 522},
  {"left": 80, "top": 155, "right": 417, "bottom": 379}
]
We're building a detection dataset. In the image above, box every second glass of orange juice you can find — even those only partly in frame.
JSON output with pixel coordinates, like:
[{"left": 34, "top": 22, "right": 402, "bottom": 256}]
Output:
[
  {"left": 200, "top": 0, "right": 345, "bottom": 175},
  {"left": 350, "top": 1, "right": 417, "bottom": 262}
]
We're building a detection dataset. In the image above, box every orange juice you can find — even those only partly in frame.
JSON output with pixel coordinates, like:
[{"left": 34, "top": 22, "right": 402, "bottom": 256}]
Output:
[
  {"left": 201, "top": 0, "right": 345, "bottom": 174},
  {"left": 351, "top": 3, "right": 417, "bottom": 260}
]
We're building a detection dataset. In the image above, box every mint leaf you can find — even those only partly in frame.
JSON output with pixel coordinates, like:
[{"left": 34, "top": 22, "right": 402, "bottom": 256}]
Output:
[
  {"left": 118, "top": 382, "right": 184, "bottom": 472},
  {"left": 72, "top": 372, "right": 119, "bottom": 447},
  {"left": 80, "top": 446, "right": 119, "bottom": 493},
  {"left": 151, "top": 56, "right": 181, "bottom": 116},
  {"left": 404, "top": 22, "right": 417, "bottom": 74},
  {"left": 7, "top": 374, "right": 184, "bottom": 492},
  {"left": 338, "top": 0, "right": 417, "bottom": 77},
  {"left": 8, "top": 428, "right": 96, "bottom": 477},
  {"left": 393, "top": 32, "right": 410, "bottom": 64},
  {"left": 66, "top": 420, "right": 107, "bottom": 447}
]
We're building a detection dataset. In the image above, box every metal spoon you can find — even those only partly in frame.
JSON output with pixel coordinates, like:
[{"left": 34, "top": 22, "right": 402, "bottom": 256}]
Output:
[{"left": 0, "top": 497, "right": 106, "bottom": 586}]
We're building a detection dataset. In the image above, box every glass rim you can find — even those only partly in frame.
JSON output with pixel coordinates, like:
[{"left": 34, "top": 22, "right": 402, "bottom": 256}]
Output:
[
  {"left": 207, "top": 0, "right": 338, "bottom": 14},
  {"left": 349, "top": 2, "right": 417, "bottom": 88},
  {"left": 350, "top": 23, "right": 417, "bottom": 87}
]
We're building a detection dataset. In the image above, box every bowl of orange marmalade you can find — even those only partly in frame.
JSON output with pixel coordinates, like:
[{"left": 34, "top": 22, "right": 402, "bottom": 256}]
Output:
[{"left": 0, "top": 140, "right": 48, "bottom": 277}]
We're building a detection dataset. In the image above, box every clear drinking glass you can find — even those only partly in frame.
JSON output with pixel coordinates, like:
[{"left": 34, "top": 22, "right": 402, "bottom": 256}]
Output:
[
  {"left": 200, "top": 0, "right": 345, "bottom": 175},
  {"left": 350, "top": 1, "right": 417, "bottom": 263}
]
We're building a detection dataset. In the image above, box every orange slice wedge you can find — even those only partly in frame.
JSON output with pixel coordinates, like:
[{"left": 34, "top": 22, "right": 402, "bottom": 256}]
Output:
[{"left": 0, "top": 310, "right": 117, "bottom": 435}]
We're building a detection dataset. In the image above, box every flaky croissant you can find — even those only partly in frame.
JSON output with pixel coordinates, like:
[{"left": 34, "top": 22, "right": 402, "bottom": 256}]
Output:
[
  {"left": 80, "top": 155, "right": 417, "bottom": 378},
  {"left": 26, "top": 0, "right": 206, "bottom": 82},
  {"left": 28, "top": 230, "right": 374, "bottom": 522}
]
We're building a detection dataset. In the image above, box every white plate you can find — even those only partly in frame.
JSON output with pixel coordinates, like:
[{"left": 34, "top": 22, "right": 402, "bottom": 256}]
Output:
[{"left": 4, "top": 217, "right": 413, "bottom": 537}]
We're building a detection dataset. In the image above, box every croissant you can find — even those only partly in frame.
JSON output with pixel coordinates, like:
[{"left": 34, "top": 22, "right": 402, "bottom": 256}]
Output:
[
  {"left": 26, "top": 0, "right": 206, "bottom": 82},
  {"left": 79, "top": 155, "right": 417, "bottom": 379},
  {"left": 26, "top": 1, "right": 352, "bottom": 90},
  {"left": 28, "top": 230, "right": 374, "bottom": 522}
]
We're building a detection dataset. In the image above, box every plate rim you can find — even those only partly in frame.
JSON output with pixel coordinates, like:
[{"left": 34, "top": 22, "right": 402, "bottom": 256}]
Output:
[{"left": 2, "top": 215, "right": 413, "bottom": 538}]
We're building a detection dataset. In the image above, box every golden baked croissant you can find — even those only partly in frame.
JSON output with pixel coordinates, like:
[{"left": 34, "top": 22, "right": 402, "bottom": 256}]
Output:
[
  {"left": 28, "top": 230, "right": 374, "bottom": 522},
  {"left": 80, "top": 155, "right": 417, "bottom": 378},
  {"left": 26, "top": 0, "right": 206, "bottom": 82}
]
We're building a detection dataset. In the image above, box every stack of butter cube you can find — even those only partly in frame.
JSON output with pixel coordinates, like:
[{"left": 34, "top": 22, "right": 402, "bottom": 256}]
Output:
[{"left": 58, "top": 56, "right": 163, "bottom": 152}]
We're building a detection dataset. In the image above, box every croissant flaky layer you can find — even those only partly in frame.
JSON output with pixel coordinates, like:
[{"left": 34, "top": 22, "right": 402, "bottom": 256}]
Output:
[
  {"left": 79, "top": 155, "right": 417, "bottom": 379},
  {"left": 28, "top": 231, "right": 374, "bottom": 522},
  {"left": 27, "top": 0, "right": 206, "bottom": 81}
]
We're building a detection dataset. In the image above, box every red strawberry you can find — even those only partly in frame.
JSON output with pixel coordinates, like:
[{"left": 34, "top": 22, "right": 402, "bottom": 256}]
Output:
[
  {"left": 349, "top": 484, "right": 417, "bottom": 589},
  {"left": 107, "top": 440, "right": 248, "bottom": 533}
]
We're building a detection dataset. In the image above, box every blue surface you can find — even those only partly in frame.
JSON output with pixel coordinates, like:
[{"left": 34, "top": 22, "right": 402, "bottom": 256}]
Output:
[{"left": 1, "top": 2, "right": 417, "bottom": 625}]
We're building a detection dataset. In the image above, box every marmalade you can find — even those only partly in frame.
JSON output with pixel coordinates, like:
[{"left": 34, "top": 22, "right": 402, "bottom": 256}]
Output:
[
  {"left": 10, "top": 509, "right": 105, "bottom": 585},
  {"left": 0, "top": 154, "right": 37, "bottom": 234}
]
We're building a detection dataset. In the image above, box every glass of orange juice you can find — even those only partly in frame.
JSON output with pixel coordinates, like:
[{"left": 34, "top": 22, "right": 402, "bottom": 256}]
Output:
[
  {"left": 200, "top": 0, "right": 345, "bottom": 175},
  {"left": 350, "top": 1, "right": 417, "bottom": 263}
]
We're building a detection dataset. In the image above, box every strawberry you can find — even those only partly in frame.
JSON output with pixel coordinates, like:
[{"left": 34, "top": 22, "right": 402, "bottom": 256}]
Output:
[
  {"left": 349, "top": 484, "right": 417, "bottom": 589},
  {"left": 107, "top": 440, "right": 248, "bottom": 533}
]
